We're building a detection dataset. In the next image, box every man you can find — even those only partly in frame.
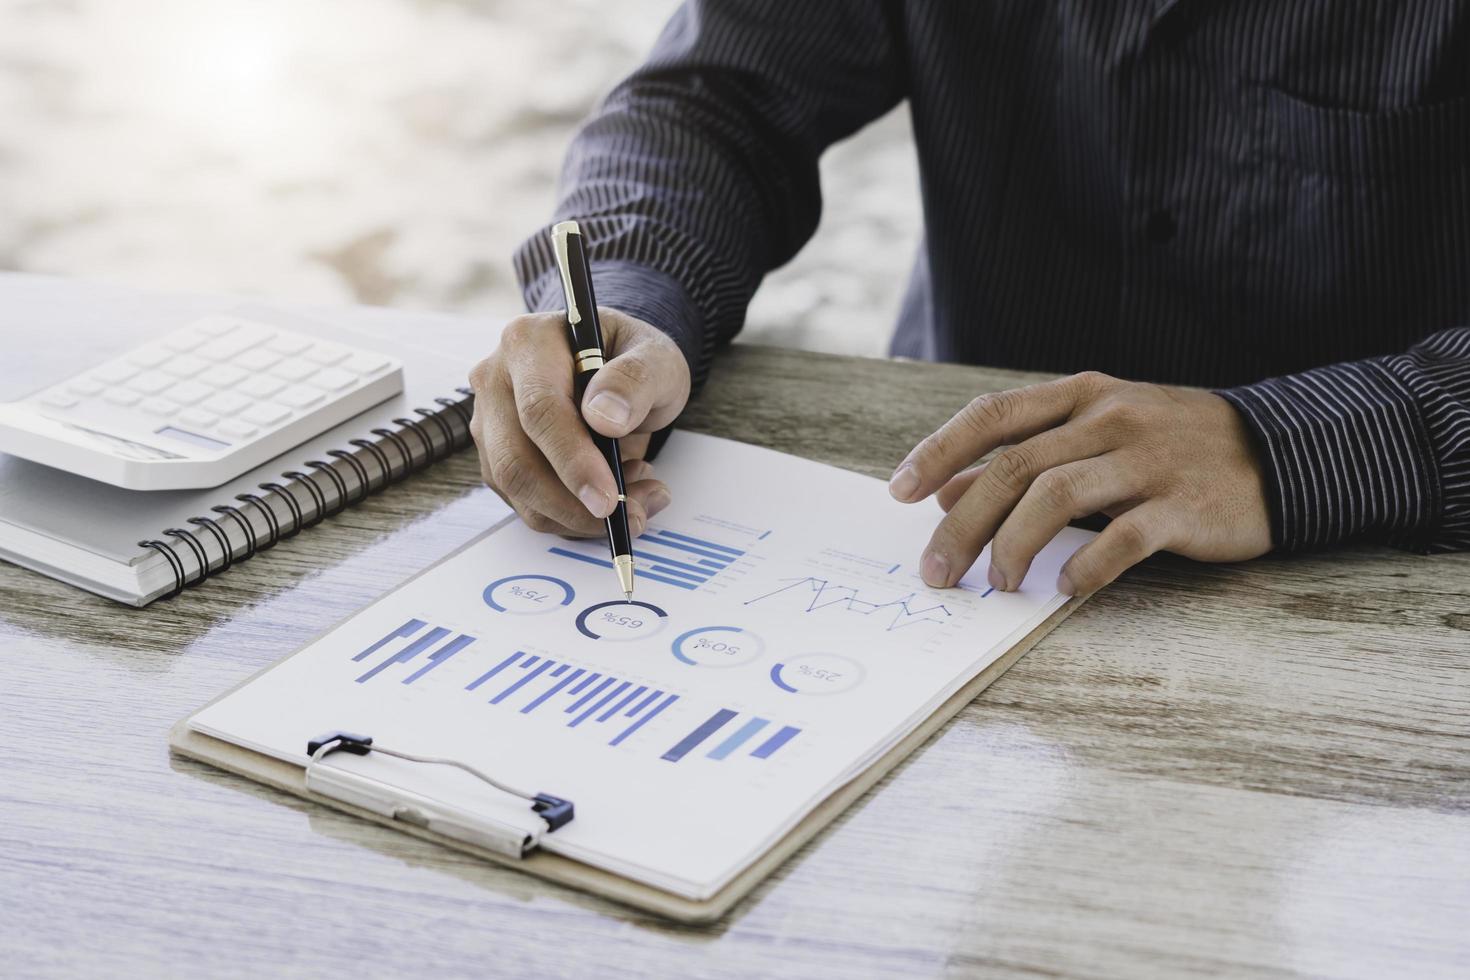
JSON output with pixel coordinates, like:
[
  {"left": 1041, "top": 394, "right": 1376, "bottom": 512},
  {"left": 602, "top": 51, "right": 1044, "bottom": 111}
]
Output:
[{"left": 469, "top": 1, "right": 1470, "bottom": 596}]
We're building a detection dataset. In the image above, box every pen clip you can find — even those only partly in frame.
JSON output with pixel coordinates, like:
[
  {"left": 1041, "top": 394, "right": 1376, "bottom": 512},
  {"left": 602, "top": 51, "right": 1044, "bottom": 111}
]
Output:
[{"left": 552, "top": 220, "right": 582, "bottom": 326}]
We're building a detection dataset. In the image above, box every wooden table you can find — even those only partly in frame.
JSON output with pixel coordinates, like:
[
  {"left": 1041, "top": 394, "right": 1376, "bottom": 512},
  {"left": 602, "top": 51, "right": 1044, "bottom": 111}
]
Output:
[{"left": 3, "top": 345, "right": 1467, "bottom": 978}]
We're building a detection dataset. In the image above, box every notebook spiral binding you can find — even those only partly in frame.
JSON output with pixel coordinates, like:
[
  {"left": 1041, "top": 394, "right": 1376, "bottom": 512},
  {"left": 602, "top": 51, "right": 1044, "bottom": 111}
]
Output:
[{"left": 137, "top": 387, "right": 476, "bottom": 600}]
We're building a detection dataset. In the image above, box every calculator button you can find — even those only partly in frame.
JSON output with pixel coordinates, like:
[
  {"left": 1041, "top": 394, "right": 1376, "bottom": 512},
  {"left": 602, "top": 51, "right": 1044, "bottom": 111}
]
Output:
[
  {"left": 198, "top": 364, "right": 247, "bottom": 388},
  {"left": 268, "top": 359, "right": 317, "bottom": 382},
  {"left": 197, "top": 334, "right": 263, "bottom": 361},
  {"left": 303, "top": 344, "right": 349, "bottom": 366},
  {"left": 161, "top": 332, "right": 206, "bottom": 352},
  {"left": 309, "top": 367, "right": 357, "bottom": 391},
  {"left": 103, "top": 388, "right": 142, "bottom": 407},
  {"left": 127, "top": 371, "right": 173, "bottom": 395},
  {"left": 194, "top": 318, "right": 234, "bottom": 336},
  {"left": 277, "top": 385, "right": 324, "bottom": 409},
  {"left": 241, "top": 403, "right": 292, "bottom": 427},
  {"left": 201, "top": 391, "right": 251, "bottom": 416},
  {"left": 216, "top": 418, "right": 259, "bottom": 440},
  {"left": 233, "top": 347, "right": 282, "bottom": 371},
  {"left": 237, "top": 375, "right": 287, "bottom": 399},
  {"left": 69, "top": 377, "right": 106, "bottom": 396},
  {"left": 40, "top": 389, "right": 79, "bottom": 409},
  {"left": 161, "top": 354, "right": 209, "bottom": 378},
  {"left": 93, "top": 362, "right": 139, "bottom": 385},
  {"left": 165, "top": 380, "right": 213, "bottom": 405},
  {"left": 128, "top": 347, "right": 171, "bottom": 368},
  {"left": 266, "top": 334, "right": 311, "bottom": 355},
  {"left": 140, "top": 397, "right": 178, "bottom": 417},
  {"left": 177, "top": 407, "right": 220, "bottom": 428},
  {"left": 342, "top": 353, "right": 391, "bottom": 375}
]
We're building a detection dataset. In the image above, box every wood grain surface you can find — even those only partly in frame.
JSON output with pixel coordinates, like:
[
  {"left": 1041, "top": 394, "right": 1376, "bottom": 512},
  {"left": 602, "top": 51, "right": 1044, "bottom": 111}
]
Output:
[{"left": 2, "top": 344, "right": 1467, "bottom": 979}]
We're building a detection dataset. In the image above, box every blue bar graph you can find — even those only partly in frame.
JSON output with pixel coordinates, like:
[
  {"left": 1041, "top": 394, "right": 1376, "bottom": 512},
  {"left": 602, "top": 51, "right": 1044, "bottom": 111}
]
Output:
[
  {"left": 401, "top": 633, "right": 476, "bottom": 685},
  {"left": 466, "top": 651, "right": 522, "bottom": 690},
  {"left": 654, "top": 529, "right": 744, "bottom": 557},
  {"left": 609, "top": 693, "right": 677, "bottom": 746},
  {"left": 707, "top": 717, "right": 769, "bottom": 759},
  {"left": 548, "top": 524, "right": 748, "bottom": 592},
  {"left": 662, "top": 708, "right": 737, "bottom": 762},
  {"left": 751, "top": 725, "right": 801, "bottom": 759},
  {"left": 466, "top": 651, "right": 680, "bottom": 749},
  {"left": 353, "top": 619, "right": 476, "bottom": 685}
]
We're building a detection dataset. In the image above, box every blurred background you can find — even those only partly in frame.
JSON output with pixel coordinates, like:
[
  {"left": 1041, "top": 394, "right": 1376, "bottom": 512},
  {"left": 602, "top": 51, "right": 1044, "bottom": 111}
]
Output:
[{"left": 0, "top": 0, "right": 921, "bottom": 357}]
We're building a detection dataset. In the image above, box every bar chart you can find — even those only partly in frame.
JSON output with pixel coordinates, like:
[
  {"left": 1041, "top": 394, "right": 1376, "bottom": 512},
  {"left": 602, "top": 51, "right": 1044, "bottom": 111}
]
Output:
[
  {"left": 549, "top": 524, "right": 746, "bottom": 591},
  {"left": 660, "top": 708, "right": 801, "bottom": 763},
  {"left": 352, "top": 617, "right": 478, "bottom": 685},
  {"left": 462, "top": 649, "right": 679, "bottom": 748}
]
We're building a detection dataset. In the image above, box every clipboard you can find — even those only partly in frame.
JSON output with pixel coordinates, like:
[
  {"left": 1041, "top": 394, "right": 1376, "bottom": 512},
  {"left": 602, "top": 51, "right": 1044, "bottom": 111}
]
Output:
[{"left": 168, "top": 594, "right": 1084, "bottom": 924}]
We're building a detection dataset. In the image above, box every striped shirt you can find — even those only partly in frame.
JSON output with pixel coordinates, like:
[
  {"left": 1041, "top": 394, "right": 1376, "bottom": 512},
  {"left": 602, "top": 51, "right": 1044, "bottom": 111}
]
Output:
[{"left": 515, "top": 0, "right": 1470, "bottom": 554}]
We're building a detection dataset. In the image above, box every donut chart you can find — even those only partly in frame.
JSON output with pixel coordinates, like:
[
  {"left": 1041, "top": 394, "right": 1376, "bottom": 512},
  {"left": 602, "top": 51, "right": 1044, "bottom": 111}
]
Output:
[
  {"left": 670, "top": 626, "right": 764, "bottom": 668},
  {"left": 768, "top": 653, "right": 865, "bottom": 695},
  {"left": 482, "top": 574, "right": 575, "bottom": 614},
  {"left": 575, "top": 600, "right": 670, "bottom": 641}
]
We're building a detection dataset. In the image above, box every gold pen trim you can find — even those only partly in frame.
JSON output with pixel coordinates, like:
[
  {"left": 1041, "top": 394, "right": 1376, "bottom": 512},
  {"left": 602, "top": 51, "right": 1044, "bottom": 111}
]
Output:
[{"left": 551, "top": 220, "right": 582, "bottom": 325}]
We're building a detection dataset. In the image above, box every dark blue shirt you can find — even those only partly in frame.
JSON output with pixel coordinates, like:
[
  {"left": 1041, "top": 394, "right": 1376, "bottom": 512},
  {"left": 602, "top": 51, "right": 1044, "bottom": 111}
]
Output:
[{"left": 515, "top": 0, "right": 1470, "bottom": 554}]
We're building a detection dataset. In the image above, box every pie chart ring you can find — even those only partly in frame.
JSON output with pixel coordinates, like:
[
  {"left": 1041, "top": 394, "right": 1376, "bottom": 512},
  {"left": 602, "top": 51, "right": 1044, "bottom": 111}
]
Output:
[
  {"left": 670, "top": 626, "right": 764, "bottom": 667},
  {"left": 483, "top": 574, "right": 575, "bottom": 614},
  {"left": 575, "top": 600, "right": 670, "bottom": 641}
]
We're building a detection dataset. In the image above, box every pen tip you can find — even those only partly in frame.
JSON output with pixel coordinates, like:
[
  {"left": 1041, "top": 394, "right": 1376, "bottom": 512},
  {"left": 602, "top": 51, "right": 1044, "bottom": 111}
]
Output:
[{"left": 624, "top": 590, "right": 633, "bottom": 600}]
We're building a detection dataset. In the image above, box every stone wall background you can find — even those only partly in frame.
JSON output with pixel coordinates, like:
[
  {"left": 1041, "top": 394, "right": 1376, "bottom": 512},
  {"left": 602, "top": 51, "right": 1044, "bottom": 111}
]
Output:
[{"left": 0, "top": 0, "right": 921, "bottom": 357}]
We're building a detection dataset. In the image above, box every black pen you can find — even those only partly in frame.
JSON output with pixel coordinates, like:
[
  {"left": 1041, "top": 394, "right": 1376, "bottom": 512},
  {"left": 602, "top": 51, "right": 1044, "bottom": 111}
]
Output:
[{"left": 552, "top": 220, "right": 635, "bottom": 599}]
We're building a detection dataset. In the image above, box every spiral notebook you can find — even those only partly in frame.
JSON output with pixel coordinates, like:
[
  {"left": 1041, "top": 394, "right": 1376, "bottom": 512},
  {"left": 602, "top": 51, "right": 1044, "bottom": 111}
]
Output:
[{"left": 0, "top": 274, "right": 499, "bottom": 605}]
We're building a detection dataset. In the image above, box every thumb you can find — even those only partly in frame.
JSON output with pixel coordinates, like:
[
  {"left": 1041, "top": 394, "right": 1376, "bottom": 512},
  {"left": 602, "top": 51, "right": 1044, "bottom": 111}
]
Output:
[{"left": 581, "top": 323, "right": 691, "bottom": 438}]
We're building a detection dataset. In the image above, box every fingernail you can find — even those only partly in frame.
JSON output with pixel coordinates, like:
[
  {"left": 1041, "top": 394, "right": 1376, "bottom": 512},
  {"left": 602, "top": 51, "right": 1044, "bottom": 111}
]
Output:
[
  {"left": 586, "top": 392, "right": 631, "bottom": 429},
  {"left": 646, "top": 487, "right": 672, "bottom": 518},
  {"left": 988, "top": 564, "right": 1008, "bottom": 592},
  {"left": 921, "top": 551, "right": 950, "bottom": 588},
  {"left": 1057, "top": 572, "right": 1075, "bottom": 596},
  {"left": 889, "top": 464, "right": 920, "bottom": 501},
  {"left": 578, "top": 485, "right": 611, "bottom": 518}
]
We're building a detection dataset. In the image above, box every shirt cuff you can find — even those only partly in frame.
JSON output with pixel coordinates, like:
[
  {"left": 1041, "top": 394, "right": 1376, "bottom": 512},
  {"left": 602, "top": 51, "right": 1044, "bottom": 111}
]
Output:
[
  {"left": 522, "top": 259, "right": 705, "bottom": 381},
  {"left": 1219, "top": 362, "right": 1441, "bottom": 552}
]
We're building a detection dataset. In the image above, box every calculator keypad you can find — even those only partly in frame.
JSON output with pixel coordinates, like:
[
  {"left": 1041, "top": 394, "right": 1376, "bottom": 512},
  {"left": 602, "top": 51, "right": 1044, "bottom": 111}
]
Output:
[{"left": 30, "top": 316, "right": 397, "bottom": 452}]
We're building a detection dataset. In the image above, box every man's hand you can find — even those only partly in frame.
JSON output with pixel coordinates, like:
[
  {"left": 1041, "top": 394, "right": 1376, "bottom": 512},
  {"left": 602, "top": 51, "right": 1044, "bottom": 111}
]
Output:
[
  {"left": 469, "top": 308, "right": 691, "bottom": 536},
  {"left": 888, "top": 372, "right": 1272, "bottom": 596}
]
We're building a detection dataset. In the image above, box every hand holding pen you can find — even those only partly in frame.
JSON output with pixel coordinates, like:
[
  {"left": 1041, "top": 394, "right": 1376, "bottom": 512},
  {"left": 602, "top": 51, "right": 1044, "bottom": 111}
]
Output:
[{"left": 467, "top": 227, "right": 692, "bottom": 556}]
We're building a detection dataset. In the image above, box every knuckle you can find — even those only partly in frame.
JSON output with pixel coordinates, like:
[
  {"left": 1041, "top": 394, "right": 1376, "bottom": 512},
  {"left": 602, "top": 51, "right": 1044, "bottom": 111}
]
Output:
[
  {"left": 1102, "top": 398, "right": 1147, "bottom": 430},
  {"left": 489, "top": 448, "right": 533, "bottom": 500},
  {"left": 517, "top": 384, "right": 565, "bottom": 440},
  {"left": 987, "top": 446, "right": 1037, "bottom": 493},
  {"left": 501, "top": 314, "right": 545, "bottom": 349},
  {"left": 961, "top": 390, "right": 1013, "bottom": 434},
  {"left": 521, "top": 510, "right": 558, "bottom": 534},
  {"left": 468, "top": 356, "right": 494, "bottom": 391},
  {"left": 1073, "top": 370, "right": 1114, "bottom": 395},
  {"left": 1033, "top": 467, "right": 1079, "bottom": 511},
  {"left": 1110, "top": 517, "right": 1152, "bottom": 557}
]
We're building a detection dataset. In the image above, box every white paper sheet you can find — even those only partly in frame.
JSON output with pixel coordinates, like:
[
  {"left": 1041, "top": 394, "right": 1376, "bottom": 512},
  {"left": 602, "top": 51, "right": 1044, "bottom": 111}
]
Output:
[{"left": 191, "top": 431, "right": 1094, "bottom": 899}]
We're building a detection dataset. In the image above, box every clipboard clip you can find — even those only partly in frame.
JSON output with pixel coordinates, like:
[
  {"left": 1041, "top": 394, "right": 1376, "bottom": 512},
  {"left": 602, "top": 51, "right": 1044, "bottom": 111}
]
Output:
[{"left": 304, "top": 731, "right": 574, "bottom": 859}]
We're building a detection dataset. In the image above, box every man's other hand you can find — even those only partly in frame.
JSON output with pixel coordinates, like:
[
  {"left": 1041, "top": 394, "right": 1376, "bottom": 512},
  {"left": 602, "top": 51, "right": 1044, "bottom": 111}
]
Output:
[
  {"left": 888, "top": 372, "right": 1273, "bottom": 595},
  {"left": 469, "top": 308, "right": 691, "bottom": 536}
]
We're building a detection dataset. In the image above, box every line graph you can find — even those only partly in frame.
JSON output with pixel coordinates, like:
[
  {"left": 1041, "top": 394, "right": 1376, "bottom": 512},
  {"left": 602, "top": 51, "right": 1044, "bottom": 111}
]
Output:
[{"left": 742, "top": 577, "right": 958, "bottom": 632}]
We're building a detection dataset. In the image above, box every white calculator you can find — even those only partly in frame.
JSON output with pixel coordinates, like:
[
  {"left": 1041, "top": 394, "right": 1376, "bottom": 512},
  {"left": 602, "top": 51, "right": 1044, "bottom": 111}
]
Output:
[{"left": 0, "top": 314, "right": 404, "bottom": 490}]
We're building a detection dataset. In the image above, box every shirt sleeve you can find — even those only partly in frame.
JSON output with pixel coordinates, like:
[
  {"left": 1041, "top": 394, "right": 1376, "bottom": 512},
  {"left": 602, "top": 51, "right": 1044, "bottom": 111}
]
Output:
[
  {"left": 1219, "top": 327, "right": 1470, "bottom": 553},
  {"left": 513, "top": 0, "right": 905, "bottom": 387}
]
